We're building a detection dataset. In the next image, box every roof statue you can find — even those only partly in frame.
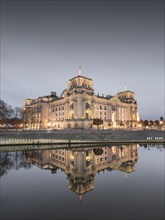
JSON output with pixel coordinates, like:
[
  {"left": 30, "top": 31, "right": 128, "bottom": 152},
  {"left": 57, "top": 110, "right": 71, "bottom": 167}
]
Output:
[
  {"left": 78, "top": 65, "right": 82, "bottom": 76},
  {"left": 125, "top": 83, "right": 127, "bottom": 91}
]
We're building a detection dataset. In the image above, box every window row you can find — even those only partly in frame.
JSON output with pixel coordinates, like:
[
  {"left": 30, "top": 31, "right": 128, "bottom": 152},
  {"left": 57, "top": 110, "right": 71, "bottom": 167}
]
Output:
[
  {"left": 95, "top": 105, "right": 107, "bottom": 110},
  {"left": 53, "top": 117, "right": 65, "bottom": 121},
  {"left": 53, "top": 112, "right": 65, "bottom": 116},
  {"left": 51, "top": 154, "right": 65, "bottom": 161},
  {"left": 52, "top": 106, "right": 65, "bottom": 112},
  {"left": 95, "top": 157, "right": 107, "bottom": 162}
]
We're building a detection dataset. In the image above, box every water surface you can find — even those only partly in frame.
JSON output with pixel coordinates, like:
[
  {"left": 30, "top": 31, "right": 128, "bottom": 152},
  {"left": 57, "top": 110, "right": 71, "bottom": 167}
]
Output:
[{"left": 0, "top": 144, "right": 164, "bottom": 220}]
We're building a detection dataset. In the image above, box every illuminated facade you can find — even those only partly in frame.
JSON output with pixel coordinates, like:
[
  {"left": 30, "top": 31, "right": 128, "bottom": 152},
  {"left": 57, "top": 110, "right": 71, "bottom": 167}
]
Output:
[
  {"left": 23, "top": 68, "right": 139, "bottom": 130},
  {"left": 25, "top": 144, "right": 138, "bottom": 199}
]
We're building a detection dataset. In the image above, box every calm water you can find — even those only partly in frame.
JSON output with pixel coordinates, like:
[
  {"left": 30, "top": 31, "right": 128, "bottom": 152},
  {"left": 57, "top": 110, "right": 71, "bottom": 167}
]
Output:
[{"left": 0, "top": 144, "right": 164, "bottom": 220}]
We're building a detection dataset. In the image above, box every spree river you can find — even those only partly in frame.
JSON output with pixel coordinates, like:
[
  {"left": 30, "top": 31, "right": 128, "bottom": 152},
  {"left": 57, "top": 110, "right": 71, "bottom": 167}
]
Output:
[{"left": 0, "top": 144, "right": 164, "bottom": 220}]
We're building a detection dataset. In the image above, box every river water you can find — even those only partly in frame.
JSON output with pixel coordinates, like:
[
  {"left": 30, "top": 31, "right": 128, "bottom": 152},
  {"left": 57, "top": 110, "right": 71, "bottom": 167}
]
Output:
[{"left": 0, "top": 144, "right": 164, "bottom": 220}]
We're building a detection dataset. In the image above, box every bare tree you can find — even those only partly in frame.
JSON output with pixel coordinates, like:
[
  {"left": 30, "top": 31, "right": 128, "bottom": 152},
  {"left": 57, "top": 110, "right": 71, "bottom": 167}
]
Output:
[
  {"left": 13, "top": 107, "right": 23, "bottom": 119},
  {"left": 0, "top": 100, "right": 14, "bottom": 120},
  {"left": 0, "top": 100, "right": 23, "bottom": 128},
  {"left": 93, "top": 118, "right": 103, "bottom": 130}
]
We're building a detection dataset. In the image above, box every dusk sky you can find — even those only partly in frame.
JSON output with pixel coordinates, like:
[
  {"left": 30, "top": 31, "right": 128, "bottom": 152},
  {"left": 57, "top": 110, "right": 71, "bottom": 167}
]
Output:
[{"left": 1, "top": 0, "right": 164, "bottom": 120}]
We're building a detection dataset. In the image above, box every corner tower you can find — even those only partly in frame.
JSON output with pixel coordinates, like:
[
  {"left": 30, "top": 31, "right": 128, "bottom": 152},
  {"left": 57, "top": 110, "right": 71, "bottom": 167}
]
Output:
[
  {"left": 67, "top": 66, "right": 94, "bottom": 95},
  {"left": 66, "top": 67, "right": 95, "bottom": 129}
]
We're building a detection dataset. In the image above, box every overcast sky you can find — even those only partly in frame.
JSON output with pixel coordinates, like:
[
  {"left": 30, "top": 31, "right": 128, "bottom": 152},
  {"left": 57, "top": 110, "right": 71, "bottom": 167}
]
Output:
[{"left": 1, "top": 0, "right": 164, "bottom": 120}]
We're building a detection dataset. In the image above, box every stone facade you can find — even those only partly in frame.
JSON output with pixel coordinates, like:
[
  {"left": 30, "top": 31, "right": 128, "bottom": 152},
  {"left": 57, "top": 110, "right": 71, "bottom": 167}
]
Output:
[{"left": 23, "top": 70, "right": 139, "bottom": 130}]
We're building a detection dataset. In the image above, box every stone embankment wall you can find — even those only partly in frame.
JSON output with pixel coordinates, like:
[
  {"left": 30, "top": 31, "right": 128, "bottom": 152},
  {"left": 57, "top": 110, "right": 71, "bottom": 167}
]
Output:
[{"left": 0, "top": 129, "right": 164, "bottom": 141}]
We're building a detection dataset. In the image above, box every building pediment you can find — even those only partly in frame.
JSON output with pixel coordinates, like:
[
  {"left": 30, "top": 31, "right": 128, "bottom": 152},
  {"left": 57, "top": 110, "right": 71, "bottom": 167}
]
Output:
[{"left": 110, "top": 96, "right": 121, "bottom": 103}]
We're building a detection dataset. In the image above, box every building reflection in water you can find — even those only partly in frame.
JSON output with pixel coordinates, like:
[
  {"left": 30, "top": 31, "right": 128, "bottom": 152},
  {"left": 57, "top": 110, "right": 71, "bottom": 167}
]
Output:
[{"left": 25, "top": 145, "right": 138, "bottom": 201}]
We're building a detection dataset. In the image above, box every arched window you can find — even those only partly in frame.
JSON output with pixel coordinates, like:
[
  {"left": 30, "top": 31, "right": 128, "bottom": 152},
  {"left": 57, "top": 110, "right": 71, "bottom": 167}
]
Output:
[
  {"left": 70, "top": 103, "right": 74, "bottom": 110},
  {"left": 86, "top": 102, "right": 91, "bottom": 109}
]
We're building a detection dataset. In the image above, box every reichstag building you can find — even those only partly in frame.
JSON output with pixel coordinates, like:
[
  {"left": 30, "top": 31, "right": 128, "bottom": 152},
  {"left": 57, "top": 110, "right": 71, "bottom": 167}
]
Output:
[{"left": 23, "top": 68, "right": 139, "bottom": 130}]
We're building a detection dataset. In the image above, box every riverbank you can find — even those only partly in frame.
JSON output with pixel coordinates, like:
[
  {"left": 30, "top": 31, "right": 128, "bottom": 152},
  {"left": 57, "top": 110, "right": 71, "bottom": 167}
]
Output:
[{"left": 0, "top": 129, "right": 164, "bottom": 141}]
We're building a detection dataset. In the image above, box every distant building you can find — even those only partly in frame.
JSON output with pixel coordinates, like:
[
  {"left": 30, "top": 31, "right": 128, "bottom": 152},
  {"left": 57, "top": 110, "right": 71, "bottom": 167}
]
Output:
[{"left": 23, "top": 67, "right": 139, "bottom": 130}]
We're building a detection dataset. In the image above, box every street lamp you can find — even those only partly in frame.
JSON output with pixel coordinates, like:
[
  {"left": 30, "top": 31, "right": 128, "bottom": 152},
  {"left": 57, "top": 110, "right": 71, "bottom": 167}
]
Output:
[
  {"left": 159, "top": 121, "right": 163, "bottom": 130},
  {"left": 47, "top": 121, "right": 51, "bottom": 129}
]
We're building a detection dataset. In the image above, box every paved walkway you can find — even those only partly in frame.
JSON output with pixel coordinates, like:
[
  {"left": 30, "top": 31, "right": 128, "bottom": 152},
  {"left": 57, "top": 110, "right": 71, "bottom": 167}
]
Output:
[{"left": 0, "top": 129, "right": 164, "bottom": 141}]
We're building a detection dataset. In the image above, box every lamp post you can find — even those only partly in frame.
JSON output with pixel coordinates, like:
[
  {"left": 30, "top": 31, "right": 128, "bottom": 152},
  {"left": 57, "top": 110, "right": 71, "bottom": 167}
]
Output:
[
  {"left": 159, "top": 121, "right": 163, "bottom": 130},
  {"left": 47, "top": 121, "right": 51, "bottom": 129}
]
